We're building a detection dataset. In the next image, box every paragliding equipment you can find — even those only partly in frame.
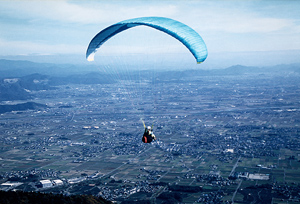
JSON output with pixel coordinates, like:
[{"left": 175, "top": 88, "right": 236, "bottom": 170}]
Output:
[
  {"left": 86, "top": 17, "right": 208, "bottom": 64},
  {"left": 86, "top": 17, "right": 208, "bottom": 140}
]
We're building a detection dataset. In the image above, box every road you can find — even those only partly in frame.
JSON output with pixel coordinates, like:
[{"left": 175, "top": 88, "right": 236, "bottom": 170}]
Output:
[
  {"left": 229, "top": 155, "right": 241, "bottom": 177},
  {"left": 232, "top": 179, "right": 242, "bottom": 204}
]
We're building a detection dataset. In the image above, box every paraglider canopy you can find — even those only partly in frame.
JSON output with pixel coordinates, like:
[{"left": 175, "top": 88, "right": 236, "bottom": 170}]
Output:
[{"left": 86, "top": 17, "right": 207, "bottom": 64}]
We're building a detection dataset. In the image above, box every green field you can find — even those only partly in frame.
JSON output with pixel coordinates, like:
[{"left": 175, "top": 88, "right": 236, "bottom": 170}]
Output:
[{"left": 1, "top": 77, "right": 300, "bottom": 203}]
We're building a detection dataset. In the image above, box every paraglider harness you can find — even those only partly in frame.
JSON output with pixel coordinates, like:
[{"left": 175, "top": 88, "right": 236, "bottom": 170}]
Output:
[{"left": 142, "top": 122, "right": 155, "bottom": 143}]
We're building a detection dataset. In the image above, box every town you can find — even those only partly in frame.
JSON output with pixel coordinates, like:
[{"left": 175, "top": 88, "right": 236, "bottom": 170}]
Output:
[{"left": 1, "top": 67, "right": 300, "bottom": 203}]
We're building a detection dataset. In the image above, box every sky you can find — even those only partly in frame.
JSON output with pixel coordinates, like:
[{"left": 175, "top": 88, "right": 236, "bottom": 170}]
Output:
[{"left": 0, "top": 0, "right": 300, "bottom": 69}]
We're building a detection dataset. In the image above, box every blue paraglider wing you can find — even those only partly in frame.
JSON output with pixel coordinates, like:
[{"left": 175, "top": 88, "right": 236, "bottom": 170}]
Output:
[{"left": 86, "top": 17, "right": 207, "bottom": 64}]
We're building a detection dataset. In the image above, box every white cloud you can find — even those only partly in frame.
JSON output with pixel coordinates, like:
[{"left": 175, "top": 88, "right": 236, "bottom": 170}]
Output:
[
  {"left": 178, "top": 3, "right": 295, "bottom": 34},
  {"left": 0, "top": 38, "right": 85, "bottom": 55},
  {"left": 2, "top": 1, "right": 296, "bottom": 34},
  {"left": 207, "top": 15, "right": 293, "bottom": 34},
  {"left": 1, "top": 0, "right": 300, "bottom": 57},
  {"left": 1, "top": 1, "right": 178, "bottom": 25}
]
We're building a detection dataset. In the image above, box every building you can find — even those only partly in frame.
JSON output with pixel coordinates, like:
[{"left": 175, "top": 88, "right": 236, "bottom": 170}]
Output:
[
  {"left": 1, "top": 182, "right": 23, "bottom": 189},
  {"left": 248, "top": 173, "right": 269, "bottom": 180},
  {"left": 68, "top": 177, "right": 86, "bottom": 184},
  {"left": 39, "top": 180, "right": 52, "bottom": 188},
  {"left": 52, "top": 179, "right": 63, "bottom": 186}
]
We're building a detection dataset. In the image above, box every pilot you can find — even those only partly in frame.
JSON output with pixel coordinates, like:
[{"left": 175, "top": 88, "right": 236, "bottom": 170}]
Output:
[{"left": 142, "top": 126, "right": 156, "bottom": 143}]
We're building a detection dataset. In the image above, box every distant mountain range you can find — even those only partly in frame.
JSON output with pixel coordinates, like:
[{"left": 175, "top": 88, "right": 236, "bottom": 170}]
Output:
[
  {"left": 0, "top": 72, "right": 115, "bottom": 102},
  {"left": 0, "top": 79, "right": 31, "bottom": 101},
  {"left": 0, "top": 102, "right": 47, "bottom": 114},
  {"left": 1, "top": 59, "right": 300, "bottom": 78},
  {"left": 0, "top": 59, "right": 299, "bottom": 103},
  {"left": 0, "top": 59, "right": 97, "bottom": 77}
]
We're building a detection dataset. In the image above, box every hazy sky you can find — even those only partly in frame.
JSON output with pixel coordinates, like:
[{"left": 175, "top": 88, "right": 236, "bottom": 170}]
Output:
[{"left": 1, "top": 0, "right": 300, "bottom": 68}]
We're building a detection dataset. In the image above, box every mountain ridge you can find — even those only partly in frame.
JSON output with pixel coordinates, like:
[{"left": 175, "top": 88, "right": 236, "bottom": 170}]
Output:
[
  {"left": 1, "top": 59, "right": 300, "bottom": 78},
  {"left": 1, "top": 59, "right": 299, "bottom": 103},
  {"left": 0, "top": 102, "right": 47, "bottom": 114}
]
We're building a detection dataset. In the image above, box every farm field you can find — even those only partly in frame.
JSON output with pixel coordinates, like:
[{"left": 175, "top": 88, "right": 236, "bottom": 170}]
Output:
[{"left": 1, "top": 73, "right": 300, "bottom": 203}]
